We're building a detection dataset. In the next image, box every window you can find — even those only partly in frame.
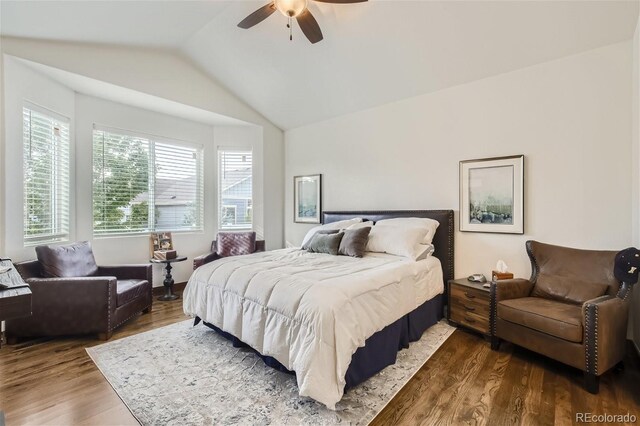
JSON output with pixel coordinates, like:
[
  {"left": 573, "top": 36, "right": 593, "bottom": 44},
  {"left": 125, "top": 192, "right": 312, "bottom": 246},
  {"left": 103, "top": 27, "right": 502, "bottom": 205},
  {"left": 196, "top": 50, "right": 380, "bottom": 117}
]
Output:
[
  {"left": 218, "top": 149, "right": 252, "bottom": 230},
  {"left": 93, "top": 127, "right": 203, "bottom": 235},
  {"left": 23, "top": 105, "right": 70, "bottom": 245}
]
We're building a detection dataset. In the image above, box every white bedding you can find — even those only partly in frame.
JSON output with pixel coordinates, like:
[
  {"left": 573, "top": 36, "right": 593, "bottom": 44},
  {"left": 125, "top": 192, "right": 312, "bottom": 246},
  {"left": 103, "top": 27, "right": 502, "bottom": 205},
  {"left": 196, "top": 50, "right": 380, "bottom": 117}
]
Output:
[{"left": 182, "top": 248, "right": 444, "bottom": 409}]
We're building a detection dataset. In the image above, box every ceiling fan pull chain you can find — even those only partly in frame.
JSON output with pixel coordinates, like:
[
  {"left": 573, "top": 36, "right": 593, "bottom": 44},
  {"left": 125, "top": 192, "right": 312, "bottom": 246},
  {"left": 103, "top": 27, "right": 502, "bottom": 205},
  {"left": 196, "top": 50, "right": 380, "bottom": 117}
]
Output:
[{"left": 288, "top": 16, "right": 293, "bottom": 41}]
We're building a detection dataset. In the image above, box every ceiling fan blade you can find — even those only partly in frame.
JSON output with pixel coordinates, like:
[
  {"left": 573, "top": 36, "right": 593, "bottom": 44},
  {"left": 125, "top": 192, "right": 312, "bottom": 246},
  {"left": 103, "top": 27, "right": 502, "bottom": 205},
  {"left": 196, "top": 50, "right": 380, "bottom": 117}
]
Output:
[
  {"left": 312, "top": 0, "right": 368, "bottom": 3},
  {"left": 238, "top": 2, "right": 276, "bottom": 29},
  {"left": 296, "top": 9, "right": 323, "bottom": 44}
]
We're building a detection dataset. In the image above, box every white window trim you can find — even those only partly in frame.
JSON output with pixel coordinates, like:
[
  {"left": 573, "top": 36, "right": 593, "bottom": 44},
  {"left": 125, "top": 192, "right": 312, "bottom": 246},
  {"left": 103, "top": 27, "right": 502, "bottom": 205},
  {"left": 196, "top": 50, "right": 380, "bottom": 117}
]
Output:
[
  {"left": 218, "top": 147, "right": 253, "bottom": 231},
  {"left": 23, "top": 102, "right": 71, "bottom": 246}
]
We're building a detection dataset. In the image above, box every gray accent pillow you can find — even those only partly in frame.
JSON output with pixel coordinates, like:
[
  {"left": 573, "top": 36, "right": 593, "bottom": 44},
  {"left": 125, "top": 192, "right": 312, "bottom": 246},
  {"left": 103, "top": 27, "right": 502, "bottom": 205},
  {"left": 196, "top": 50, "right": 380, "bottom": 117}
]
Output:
[
  {"left": 36, "top": 241, "right": 99, "bottom": 278},
  {"left": 301, "top": 229, "right": 339, "bottom": 250},
  {"left": 306, "top": 232, "right": 344, "bottom": 256},
  {"left": 339, "top": 227, "right": 372, "bottom": 258}
]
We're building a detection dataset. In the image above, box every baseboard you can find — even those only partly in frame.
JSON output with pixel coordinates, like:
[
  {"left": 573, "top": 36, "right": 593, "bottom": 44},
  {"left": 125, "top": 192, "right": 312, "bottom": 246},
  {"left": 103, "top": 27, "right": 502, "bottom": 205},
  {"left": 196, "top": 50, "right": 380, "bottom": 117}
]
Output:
[{"left": 152, "top": 281, "right": 187, "bottom": 296}]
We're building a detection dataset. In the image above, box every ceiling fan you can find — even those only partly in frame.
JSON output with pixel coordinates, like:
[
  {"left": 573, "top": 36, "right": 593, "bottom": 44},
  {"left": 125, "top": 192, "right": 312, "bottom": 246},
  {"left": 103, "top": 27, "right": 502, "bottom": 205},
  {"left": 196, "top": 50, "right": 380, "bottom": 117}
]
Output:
[{"left": 238, "top": 0, "right": 368, "bottom": 44}]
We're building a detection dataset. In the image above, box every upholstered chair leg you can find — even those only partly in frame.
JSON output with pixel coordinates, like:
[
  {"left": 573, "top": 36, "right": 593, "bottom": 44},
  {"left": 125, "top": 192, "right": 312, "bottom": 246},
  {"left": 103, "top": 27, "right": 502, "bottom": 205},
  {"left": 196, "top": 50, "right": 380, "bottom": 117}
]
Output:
[
  {"left": 490, "top": 336, "right": 501, "bottom": 351},
  {"left": 584, "top": 372, "right": 600, "bottom": 394},
  {"left": 98, "top": 331, "right": 113, "bottom": 341},
  {"left": 5, "top": 334, "right": 18, "bottom": 345}
]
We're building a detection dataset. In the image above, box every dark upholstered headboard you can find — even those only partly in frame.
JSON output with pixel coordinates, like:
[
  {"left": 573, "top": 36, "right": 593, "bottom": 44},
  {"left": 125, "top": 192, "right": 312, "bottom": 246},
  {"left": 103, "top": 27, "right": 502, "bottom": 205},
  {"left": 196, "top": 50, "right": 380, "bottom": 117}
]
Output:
[{"left": 322, "top": 210, "right": 455, "bottom": 284}]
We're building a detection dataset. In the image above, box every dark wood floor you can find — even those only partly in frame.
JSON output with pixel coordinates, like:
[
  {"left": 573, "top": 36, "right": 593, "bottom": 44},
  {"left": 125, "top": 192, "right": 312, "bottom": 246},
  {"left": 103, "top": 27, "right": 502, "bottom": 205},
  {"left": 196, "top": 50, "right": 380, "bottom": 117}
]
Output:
[{"left": 1, "top": 294, "right": 638, "bottom": 425}]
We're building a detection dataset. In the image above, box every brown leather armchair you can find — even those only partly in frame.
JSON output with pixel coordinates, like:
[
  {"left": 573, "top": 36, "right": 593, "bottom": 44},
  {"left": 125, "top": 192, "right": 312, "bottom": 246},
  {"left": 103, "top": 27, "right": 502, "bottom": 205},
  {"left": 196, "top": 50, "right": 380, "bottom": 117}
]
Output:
[
  {"left": 193, "top": 232, "right": 265, "bottom": 270},
  {"left": 490, "top": 241, "right": 633, "bottom": 394},
  {"left": 6, "top": 241, "right": 152, "bottom": 341}
]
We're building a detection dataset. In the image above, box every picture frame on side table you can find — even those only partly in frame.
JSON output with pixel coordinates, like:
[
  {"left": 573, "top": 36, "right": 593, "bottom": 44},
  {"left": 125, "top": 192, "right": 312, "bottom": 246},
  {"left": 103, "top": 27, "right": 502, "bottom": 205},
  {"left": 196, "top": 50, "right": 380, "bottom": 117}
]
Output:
[
  {"left": 460, "top": 155, "right": 524, "bottom": 234},
  {"left": 294, "top": 174, "right": 322, "bottom": 224},
  {"left": 149, "top": 232, "right": 174, "bottom": 258}
]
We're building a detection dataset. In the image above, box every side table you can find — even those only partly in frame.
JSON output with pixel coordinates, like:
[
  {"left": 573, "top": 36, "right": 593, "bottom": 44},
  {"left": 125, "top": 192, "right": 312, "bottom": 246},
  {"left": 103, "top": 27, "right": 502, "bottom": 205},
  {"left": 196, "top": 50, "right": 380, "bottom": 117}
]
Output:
[
  {"left": 150, "top": 256, "right": 187, "bottom": 301},
  {"left": 447, "top": 278, "right": 491, "bottom": 336},
  {"left": 0, "top": 259, "right": 32, "bottom": 347}
]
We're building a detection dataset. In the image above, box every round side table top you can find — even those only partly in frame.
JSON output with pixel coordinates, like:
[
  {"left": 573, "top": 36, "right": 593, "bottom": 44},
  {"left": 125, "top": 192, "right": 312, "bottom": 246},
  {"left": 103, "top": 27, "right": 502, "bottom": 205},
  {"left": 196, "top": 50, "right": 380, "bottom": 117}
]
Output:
[{"left": 149, "top": 256, "right": 188, "bottom": 264}]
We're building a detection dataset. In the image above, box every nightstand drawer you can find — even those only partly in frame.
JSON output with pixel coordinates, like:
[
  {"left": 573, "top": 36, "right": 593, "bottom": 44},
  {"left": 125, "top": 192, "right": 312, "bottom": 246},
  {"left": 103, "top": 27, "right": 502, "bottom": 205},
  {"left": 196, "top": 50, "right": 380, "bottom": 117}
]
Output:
[
  {"left": 450, "top": 298, "right": 490, "bottom": 318},
  {"left": 450, "top": 310, "right": 490, "bottom": 334},
  {"left": 450, "top": 283, "right": 490, "bottom": 304}
]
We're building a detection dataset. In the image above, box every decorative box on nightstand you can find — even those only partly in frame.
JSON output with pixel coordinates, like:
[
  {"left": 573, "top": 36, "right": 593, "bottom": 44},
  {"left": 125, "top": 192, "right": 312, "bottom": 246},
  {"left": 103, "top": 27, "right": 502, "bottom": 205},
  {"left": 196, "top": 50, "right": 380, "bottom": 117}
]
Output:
[{"left": 447, "top": 278, "right": 491, "bottom": 336}]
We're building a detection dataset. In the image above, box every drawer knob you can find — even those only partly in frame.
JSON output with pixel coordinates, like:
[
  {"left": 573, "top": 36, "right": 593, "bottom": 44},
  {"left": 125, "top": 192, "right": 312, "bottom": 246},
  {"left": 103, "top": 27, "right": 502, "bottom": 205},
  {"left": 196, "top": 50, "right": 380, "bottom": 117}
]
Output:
[
  {"left": 464, "top": 316, "right": 476, "bottom": 324},
  {"left": 464, "top": 305, "right": 476, "bottom": 312},
  {"left": 464, "top": 292, "right": 476, "bottom": 299}
]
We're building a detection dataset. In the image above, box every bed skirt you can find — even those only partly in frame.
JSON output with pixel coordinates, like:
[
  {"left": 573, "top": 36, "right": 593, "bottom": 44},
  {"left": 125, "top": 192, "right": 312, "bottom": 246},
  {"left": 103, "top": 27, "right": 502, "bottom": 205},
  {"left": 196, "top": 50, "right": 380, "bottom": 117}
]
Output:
[{"left": 198, "top": 294, "right": 443, "bottom": 390}]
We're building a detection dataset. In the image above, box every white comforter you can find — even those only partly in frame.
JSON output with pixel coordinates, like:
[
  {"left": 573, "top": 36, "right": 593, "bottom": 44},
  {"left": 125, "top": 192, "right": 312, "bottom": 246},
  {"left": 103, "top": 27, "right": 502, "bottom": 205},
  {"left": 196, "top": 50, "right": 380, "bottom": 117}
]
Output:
[{"left": 182, "top": 248, "right": 443, "bottom": 409}]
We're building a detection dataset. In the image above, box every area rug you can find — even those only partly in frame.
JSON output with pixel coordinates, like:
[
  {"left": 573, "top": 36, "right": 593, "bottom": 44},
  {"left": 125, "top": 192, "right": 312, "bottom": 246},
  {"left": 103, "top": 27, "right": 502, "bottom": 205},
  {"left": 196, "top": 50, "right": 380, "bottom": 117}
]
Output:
[{"left": 87, "top": 319, "right": 455, "bottom": 425}]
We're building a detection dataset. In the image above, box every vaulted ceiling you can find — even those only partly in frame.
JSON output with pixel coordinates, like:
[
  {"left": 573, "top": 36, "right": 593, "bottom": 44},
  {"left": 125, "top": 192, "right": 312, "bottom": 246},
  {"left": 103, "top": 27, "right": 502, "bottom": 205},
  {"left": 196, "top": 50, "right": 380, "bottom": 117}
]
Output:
[{"left": 1, "top": 1, "right": 638, "bottom": 130}]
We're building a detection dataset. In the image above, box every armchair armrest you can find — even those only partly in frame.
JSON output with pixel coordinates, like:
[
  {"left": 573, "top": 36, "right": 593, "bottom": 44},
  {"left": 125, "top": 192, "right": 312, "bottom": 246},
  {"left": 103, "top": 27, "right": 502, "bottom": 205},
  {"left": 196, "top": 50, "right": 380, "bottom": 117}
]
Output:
[
  {"left": 491, "top": 278, "right": 534, "bottom": 302},
  {"left": 583, "top": 295, "right": 630, "bottom": 376},
  {"left": 193, "top": 252, "right": 221, "bottom": 270},
  {"left": 490, "top": 278, "right": 534, "bottom": 338},
  {"left": 15, "top": 276, "right": 118, "bottom": 335},
  {"left": 14, "top": 259, "right": 41, "bottom": 280},
  {"left": 97, "top": 264, "right": 152, "bottom": 282}
]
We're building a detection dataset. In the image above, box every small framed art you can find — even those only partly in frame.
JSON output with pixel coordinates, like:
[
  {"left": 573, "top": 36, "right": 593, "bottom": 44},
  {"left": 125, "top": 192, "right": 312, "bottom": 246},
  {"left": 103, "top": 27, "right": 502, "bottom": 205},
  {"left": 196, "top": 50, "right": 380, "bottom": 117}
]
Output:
[
  {"left": 294, "top": 174, "right": 322, "bottom": 224},
  {"left": 459, "top": 155, "right": 524, "bottom": 234}
]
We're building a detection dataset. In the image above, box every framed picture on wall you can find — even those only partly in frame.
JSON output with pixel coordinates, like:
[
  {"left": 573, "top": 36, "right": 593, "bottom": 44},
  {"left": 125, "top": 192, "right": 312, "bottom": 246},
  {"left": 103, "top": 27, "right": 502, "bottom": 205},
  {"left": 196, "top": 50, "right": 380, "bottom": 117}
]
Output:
[
  {"left": 460, "top": 155, "right": 524, "bottom": 234},
  {"left": 294, "top": 174, "right": 322, "bottom": 224}
]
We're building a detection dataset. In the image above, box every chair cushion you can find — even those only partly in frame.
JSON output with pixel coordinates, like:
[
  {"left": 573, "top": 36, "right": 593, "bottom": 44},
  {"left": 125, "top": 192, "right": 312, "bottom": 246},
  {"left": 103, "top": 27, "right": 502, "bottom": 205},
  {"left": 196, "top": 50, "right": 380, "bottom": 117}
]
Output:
[
  {"left": 36, "top": 241, "right": 98, "bottom": 278},
  {"left": 216, "top": 232, "right": 256, "bottom": 257},
  {"left": 498, "top": 297, "right": 583, "bottom": 343},
  {"left": 531, "top": 273, "right": 609, "bottom": 305},
  {"left": 117, "top": 279, "right": 149, "bottom": 307}
]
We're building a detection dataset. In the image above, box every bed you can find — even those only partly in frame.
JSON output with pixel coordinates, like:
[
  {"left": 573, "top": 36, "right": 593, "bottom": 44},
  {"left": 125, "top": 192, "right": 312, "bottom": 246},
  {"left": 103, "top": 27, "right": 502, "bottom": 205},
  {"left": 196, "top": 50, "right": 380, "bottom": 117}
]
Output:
[{"left": 183, "top": 210, "right": 454, "bottom": 409}]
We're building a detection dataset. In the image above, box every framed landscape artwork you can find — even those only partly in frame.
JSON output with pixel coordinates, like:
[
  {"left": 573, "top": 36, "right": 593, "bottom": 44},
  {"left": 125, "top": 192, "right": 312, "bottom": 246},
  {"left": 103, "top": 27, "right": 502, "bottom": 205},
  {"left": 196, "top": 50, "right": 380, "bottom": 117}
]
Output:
[
  {"left": 294, "top": 174, "right": 322, "bottom": 224},
  {"left": 459, "top": 155, "right": 524, "bottom": 234}
]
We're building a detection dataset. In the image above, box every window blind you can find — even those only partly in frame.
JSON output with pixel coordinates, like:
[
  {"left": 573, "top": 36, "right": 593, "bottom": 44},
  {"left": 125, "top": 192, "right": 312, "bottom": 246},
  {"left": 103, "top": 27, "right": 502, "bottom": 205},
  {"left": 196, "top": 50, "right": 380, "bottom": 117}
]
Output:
[
  {"left": 93, "top": 127, "right": 203, "bottom": 235},
  {"left": 218, "top": 149, "right": 253, "bottom": 230},
  {"left": 154, "top": 141, "right": 203, "bottom": 232},
  {"left": 23, "top": 106, "right": 70, "bottom": 245}
]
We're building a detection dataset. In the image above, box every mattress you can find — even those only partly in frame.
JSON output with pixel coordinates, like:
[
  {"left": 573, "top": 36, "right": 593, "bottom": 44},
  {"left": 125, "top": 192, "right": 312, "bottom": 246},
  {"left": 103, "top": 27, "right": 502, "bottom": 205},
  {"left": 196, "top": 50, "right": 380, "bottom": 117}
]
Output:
[{"left": 182, "top": 248, "right": 444, "bottom": 409}]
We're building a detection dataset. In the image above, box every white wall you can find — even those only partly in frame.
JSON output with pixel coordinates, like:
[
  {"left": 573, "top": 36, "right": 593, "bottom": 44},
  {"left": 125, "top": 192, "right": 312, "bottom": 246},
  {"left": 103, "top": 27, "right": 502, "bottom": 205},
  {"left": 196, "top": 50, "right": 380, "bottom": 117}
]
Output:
[
  {"left": 286, "top": 42, "right": 632, "bottom": 282},
  {"left": 632, "top": 16, "right": 640, "bottom": 352},
  {"left": 0, "top": 37, "right": 285, "bottom": 252}
]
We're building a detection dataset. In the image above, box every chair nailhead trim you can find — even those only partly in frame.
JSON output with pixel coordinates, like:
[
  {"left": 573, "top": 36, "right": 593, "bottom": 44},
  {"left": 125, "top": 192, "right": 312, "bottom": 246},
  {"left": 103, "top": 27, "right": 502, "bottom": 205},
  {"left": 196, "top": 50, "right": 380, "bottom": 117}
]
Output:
[{"left": 107, "top": 281, "right": 112, "bottom": 331}]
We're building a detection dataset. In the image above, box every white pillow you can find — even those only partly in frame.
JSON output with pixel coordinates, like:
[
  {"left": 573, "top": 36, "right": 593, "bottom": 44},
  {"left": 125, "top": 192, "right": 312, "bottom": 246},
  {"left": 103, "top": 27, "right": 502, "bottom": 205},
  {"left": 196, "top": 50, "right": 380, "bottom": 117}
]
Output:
[
  {"left": 375, "top": 217, "right": 440, "bottom": 244},
  {"left": 366, "top": 226, "right": 429, "bottom": 260},
  {"left": 300, "top": 218, "right": 363, "bottom": 247}
]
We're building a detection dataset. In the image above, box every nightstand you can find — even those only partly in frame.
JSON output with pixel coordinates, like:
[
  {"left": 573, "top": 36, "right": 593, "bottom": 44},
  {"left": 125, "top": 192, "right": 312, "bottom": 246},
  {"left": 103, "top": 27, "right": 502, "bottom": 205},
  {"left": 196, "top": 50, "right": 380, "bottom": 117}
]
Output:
[{"left": 447, "top": 278, "right": 490, "bottom": 336}]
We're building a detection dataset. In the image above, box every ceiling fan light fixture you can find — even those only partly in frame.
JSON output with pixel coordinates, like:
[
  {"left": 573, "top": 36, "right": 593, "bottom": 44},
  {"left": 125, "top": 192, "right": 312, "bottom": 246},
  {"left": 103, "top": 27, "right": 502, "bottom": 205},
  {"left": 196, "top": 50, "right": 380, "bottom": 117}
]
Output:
[{"left": 275, "top": 0, "right": 308, "bottom": 17}]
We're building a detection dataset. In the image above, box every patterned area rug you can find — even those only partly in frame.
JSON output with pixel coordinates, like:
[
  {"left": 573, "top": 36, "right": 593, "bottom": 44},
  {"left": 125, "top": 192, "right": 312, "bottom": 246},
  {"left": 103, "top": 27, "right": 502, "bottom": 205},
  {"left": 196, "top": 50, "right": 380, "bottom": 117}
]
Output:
[{"left": 87, "top": 319, "right": 455, "bottom": 425}]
